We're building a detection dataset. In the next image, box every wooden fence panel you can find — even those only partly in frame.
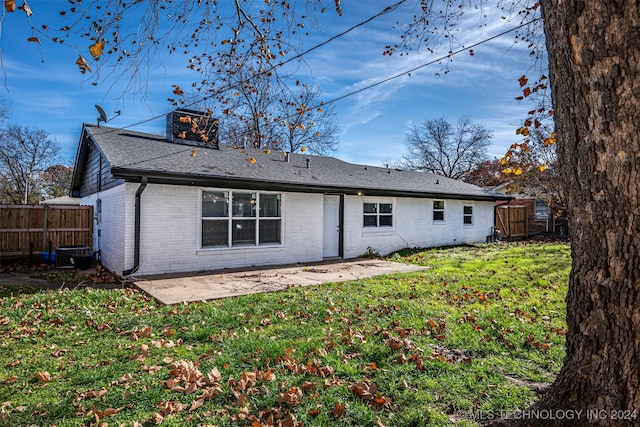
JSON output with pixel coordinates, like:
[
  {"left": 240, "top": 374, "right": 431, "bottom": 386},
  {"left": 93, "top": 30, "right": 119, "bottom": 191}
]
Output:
[
  {"left": 0, "top": 205, "right": 93, "bottom": 258},
  {"left": 496, "top": 205, "right": 528, "bottom": 240}
]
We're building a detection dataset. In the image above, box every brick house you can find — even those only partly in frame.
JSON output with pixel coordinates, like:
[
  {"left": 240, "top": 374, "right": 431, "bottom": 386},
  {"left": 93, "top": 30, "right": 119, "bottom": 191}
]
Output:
[{"left": 70, "top": 110, "right": 509, "bottom": 276}]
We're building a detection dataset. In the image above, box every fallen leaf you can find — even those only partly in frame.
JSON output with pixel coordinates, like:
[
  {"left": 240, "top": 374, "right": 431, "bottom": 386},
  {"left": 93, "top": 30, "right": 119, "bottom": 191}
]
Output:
[
  {"left": 118, "top": 373, "right": 133, "bottom": 384},
  {"left": 207, "top": 367, "right": 222, "bottom": 383},
  {"left": 332, "top": 401, "right": 345, "bottom": 418},
  {"left": 189, "top": 398, "right": 204, "bottom": 412},
  {"left": 36, "top": 371, "right": 51, "bottom": 383},
  {"left": 103, "top": 407, "right": 120, "bottom": 417},
  {"left": 279, "top": 386, "right": 302, "bottom": 407}
]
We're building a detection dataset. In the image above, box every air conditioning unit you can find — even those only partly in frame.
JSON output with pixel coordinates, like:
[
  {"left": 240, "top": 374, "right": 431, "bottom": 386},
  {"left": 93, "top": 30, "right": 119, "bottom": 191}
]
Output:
[{"left": 56, "top": 246, "right": 90, "bottom": 269}]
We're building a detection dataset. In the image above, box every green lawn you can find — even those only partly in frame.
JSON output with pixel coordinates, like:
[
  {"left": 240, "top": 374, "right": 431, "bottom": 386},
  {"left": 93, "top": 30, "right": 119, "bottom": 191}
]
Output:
[{"left": 0, "top": 242, "right": 570, "bottom": 427}]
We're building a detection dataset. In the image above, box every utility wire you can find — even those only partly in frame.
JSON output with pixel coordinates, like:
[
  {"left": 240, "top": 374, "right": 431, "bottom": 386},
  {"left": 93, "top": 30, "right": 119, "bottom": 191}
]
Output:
[
  {"left": 116, "top": 15, "right": 541, "bottom": 139},
  {"left": 320, "top": 17, "right": 543, "bottom": 108},
  {"left": 110, "top": 15, "right": 543, "bottom": 170},
  {"left": 114, "top": 0, "right": 407, "bottom": 131}
]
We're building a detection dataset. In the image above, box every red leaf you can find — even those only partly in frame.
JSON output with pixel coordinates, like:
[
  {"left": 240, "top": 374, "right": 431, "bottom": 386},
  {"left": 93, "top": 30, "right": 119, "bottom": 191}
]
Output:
[{"left": 518, "top": 75, "right": 528, "bottom": 87}]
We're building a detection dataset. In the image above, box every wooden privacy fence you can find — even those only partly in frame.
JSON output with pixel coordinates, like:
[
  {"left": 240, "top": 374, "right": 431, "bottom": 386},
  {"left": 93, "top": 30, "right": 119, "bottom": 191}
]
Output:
[
  {"left": 0, "top": 205, "right": 93, "bottom": 258},
  {"left": 496, "top": 205, "right": 528, "bottom": 240}
]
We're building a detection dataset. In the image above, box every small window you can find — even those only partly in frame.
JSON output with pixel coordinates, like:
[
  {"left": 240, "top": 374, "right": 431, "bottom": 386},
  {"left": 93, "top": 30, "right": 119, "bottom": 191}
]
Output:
[
  {"left": 433, "top": 200, "right": 445, "bottom": 221},
  {"left": 463, "top": 205, "right": 473, "bottom": 225},
  {"left": 363, "top": 202, "right": 393, "bottom": 228},
  {"left": 534, "top": 199, "right": 550, "bottom": 220}
]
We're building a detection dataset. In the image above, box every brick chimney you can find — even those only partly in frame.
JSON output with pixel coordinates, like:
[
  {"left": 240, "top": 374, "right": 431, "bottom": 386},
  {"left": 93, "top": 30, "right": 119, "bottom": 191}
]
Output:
[{"left": 166, "top": 109, "right": 219, "bottom": 149}]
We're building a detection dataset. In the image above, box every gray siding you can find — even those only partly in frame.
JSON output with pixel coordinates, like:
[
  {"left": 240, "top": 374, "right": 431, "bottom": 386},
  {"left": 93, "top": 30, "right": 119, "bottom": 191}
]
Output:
[{"left": 79, "top": 140, "right": 124, "bottom": 197}]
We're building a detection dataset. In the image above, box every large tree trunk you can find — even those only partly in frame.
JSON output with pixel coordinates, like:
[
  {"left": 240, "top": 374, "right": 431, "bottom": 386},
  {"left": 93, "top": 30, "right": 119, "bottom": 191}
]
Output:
[{"left": 493, "top": 1, "right": 640, "bottom": 425}]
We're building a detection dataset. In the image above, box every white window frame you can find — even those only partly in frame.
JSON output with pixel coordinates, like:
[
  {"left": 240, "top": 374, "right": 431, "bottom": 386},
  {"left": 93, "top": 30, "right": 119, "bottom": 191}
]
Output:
[
  {"left": 433, "top": 200, "right": 445, "bottom": 223},
  {"left": 363, "top": 201, "right": 394, "bottom": 228},
  {"left": 534, "top": 199, "right": 550, "bottom": 220},
  {"left": 200, "top": 190, "right": 282, "bottom": 249},
  {"left": 463, "top": 205, "right": 474, "bottom": 226}
]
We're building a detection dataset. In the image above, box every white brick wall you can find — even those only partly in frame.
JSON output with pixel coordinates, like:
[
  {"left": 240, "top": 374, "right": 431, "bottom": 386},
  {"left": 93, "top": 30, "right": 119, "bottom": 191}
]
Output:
[
  {"left": 133, "top": 184, "right": 325, "bottom": 276},
  {"left": 88, "top": 182, "right": 496, "bottom": 276},
  {"left": 80, "top": 184, "right": 128, "bottom": 274},
  {"left": 342, "top": 195, "right": 495, "bottom": 258}
]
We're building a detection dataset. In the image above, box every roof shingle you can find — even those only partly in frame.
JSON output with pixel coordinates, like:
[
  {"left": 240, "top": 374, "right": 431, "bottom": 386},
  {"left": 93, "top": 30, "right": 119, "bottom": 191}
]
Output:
[{"left": 81, "top": 123, "right": 505, "bottom": 201}]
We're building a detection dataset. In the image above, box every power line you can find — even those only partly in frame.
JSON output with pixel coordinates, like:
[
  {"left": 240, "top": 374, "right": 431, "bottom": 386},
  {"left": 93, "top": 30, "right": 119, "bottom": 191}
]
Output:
[
  {"left": 123, "top": 16, "right": 541, "bottom": 138},
  {"left": 113, "top": 17, "right": 542, "bottom": 170},
  {"left": 115, "top": 0, "right": 407, "bottom": 131},
  {"left": 107, "top": 14, "right": 543, "bottom": 171},
  {"left": 320, "top": 18, "right": 543, "bottom": 108}
]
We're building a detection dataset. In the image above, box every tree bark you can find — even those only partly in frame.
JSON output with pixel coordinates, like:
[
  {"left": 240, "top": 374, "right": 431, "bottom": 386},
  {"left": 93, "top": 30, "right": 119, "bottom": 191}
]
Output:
[{"left": 492, "top": 1, "right": 640, "bottom": 425}]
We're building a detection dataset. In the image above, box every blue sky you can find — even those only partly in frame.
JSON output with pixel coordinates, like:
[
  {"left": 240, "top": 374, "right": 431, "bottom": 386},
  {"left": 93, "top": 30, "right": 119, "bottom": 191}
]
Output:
[{"left": 0, "top": 1, "right": 543, "bottom": 167}]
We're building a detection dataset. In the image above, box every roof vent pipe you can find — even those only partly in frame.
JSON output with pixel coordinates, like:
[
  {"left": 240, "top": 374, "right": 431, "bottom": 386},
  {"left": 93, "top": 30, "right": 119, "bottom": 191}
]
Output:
[
  {"left": 306, "top": 158, "right": 311, "bottom": 169},
  {"left": 284, "top": 152, "right": 290, "bottom": 162}
]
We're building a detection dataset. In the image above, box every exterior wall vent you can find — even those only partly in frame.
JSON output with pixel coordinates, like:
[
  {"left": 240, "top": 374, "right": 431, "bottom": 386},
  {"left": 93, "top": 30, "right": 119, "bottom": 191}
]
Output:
[{"left": 166, "top": 108, "right": 219, "bottom": 149}]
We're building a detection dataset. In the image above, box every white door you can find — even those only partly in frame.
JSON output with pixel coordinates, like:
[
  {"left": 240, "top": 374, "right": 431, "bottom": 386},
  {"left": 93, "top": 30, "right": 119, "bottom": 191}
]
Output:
[{"left": 323, "top": 195, "right": 340, "bottom": 258}]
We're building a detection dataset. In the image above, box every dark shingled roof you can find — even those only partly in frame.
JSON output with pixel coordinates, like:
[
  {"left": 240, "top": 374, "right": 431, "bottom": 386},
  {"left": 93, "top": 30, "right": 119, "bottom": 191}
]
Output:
[{"left": 74, "top": 123, "right": 507, "bottom": 201}]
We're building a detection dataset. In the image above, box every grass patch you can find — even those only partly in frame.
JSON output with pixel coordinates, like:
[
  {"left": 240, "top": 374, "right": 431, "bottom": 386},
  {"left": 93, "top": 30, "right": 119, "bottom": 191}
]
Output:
[{"left": 0, "top": 242, "right": 570, "bottom": 426}]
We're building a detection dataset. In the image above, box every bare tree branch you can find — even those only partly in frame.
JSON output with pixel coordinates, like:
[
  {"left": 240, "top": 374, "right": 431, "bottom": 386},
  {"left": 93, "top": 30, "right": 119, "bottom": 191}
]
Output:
[{"left": 399, "top": 116, "right": 492, "bottom": 179}]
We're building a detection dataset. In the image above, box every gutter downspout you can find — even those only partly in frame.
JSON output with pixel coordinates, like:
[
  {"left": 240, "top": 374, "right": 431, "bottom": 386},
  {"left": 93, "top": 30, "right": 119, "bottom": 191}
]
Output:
[{"left": 123, "top": 176, "right": 148, "bottom": 276}]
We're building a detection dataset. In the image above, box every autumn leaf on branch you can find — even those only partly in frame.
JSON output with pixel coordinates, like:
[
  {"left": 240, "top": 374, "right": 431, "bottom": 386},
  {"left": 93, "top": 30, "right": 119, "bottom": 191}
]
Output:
[
  {"left": 75, "top": 55, "right": 91, "bottom": 73},
  {"left": 18, "top": 0, "right": 31, "bottom": 16},
  {"left": 4, "top": 0, "right": 16, "bottom": 13},
  {"left": 89, "top": 41, "right": 105, "bottom": 59},
  {"left": 518, "top": 75, "right": 528, "bottom": 87}
]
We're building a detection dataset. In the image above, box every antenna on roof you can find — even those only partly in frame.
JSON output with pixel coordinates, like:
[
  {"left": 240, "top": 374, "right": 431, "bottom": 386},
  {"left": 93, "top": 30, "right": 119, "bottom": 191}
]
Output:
[{"left": 95, "top": 105, "right": 121, "bottom": 127}]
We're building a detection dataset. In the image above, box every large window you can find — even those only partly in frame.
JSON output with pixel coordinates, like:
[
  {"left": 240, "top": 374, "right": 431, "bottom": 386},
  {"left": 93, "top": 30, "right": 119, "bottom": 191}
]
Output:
[
  {"left": 202, "top": 191, "right": 281, "bottom": 248},
  {"left": 433, "top": 200, "right": 445, "bottom": 222},
  {"left": 463, "top": 205, "right": 473, "bottom": 225},
  {"left": 363, "top": 202, "right": 393, "bottom": 228}
]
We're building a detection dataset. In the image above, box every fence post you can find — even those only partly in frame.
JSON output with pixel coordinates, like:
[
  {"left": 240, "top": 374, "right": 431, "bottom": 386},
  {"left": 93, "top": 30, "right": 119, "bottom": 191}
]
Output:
[{"left": 42, "top": 204, "right": 49, "bottom": 252}]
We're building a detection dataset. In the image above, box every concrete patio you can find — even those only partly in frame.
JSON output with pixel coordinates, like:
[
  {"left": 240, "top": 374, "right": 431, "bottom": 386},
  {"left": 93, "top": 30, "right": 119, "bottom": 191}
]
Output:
[{"left": 133, "top": 258, "right": 428, "bottom": 305}]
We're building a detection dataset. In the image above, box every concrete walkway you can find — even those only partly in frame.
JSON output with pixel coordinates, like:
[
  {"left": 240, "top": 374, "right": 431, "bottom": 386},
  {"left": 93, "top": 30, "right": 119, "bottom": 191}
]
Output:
[{"left": 134, "top": 258, "right": 428, "bottom": 305}]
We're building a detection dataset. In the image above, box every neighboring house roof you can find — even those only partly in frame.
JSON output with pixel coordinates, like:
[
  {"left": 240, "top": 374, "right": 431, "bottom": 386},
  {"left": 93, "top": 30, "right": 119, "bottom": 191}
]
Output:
[
  {"left": 40, "top": 196, "right": 81, "bottom": 205},
  {"left": 72, "top": 123, "right": 509, "bottom": 201}
]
